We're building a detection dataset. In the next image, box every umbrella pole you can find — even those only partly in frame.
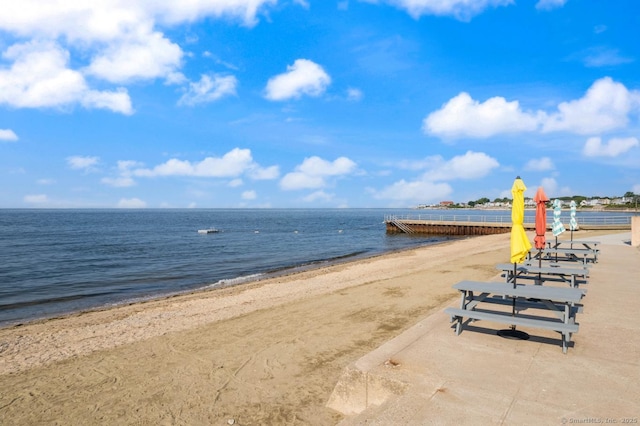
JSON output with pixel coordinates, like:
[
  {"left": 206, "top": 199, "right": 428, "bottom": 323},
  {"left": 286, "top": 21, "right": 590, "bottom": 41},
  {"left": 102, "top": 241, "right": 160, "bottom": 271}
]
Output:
[
  {"left": 571, "top": 229, "right": 574, "bottom": 248},
  {"left": 511, "top": 262, "right": 516, "bottom": 330},
  {"left": 498, "top": 264, "right": 529, "bottom": 340},
  {"left": 538, "top": 244, "right": 543, "bottom": 284}
]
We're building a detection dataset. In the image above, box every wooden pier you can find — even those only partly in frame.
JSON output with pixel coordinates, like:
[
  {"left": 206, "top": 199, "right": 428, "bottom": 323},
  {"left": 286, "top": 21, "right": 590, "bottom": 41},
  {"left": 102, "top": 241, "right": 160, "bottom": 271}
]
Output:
[
  {"left": 386, "top": 218, "right": 514, "bottom": 235},
  {"left": 385, "top": 214, "right": 631, "bottom": 236}
]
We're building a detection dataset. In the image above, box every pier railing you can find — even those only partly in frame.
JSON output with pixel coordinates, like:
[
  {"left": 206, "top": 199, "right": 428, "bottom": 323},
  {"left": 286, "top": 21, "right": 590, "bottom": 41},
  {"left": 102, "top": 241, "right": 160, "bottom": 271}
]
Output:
[{"left": 384, "top": 214, "right": 632, "bottom": 228}]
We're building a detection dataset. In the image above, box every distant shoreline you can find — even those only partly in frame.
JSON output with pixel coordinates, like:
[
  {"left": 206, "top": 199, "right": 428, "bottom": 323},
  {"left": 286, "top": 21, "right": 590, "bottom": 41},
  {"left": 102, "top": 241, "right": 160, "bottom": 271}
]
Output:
[{"left": 415, "top": 206, "right": 639, "bottom": 212}]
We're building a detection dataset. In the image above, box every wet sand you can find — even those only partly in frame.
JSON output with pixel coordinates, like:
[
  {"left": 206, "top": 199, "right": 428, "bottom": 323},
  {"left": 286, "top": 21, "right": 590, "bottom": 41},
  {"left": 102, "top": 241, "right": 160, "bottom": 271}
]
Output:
[{"left": 0, "top": 231, "right": 606, "bottom": 425}]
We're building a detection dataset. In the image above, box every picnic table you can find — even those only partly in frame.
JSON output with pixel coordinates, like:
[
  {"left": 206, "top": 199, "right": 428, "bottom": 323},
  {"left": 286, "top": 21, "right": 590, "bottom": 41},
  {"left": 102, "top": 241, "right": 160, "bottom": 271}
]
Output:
[
  {"left": 551, "top": 239, "right": 600, "bottom": 252},
  {"left": 530, "top": 247, "right": 598, "bottom": 265},
  {"left": 496, "top": 263, "right": 589, "bottom": 288},
  {"left": 445, "top": 280, "right": 584, "bottom": 353}
]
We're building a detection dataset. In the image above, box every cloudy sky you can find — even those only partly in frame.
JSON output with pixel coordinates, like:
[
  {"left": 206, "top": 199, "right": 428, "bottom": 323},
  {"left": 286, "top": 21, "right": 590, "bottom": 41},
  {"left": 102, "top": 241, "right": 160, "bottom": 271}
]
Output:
[{"left": 1, "top": 0, "right": 639, "bottom": 208}]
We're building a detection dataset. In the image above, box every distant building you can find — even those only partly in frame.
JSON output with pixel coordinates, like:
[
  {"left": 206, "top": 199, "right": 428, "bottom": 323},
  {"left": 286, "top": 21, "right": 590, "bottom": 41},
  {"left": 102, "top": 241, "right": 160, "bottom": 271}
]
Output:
[{"left": 440, "top": 201, "right": 454, "bottom": 206}]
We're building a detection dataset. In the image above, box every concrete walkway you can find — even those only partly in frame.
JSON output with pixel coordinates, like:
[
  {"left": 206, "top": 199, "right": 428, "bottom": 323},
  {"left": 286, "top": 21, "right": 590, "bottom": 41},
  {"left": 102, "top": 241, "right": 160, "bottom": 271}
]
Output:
[{"left": 328, "top": 233, "right": 639, "bottom": 425}]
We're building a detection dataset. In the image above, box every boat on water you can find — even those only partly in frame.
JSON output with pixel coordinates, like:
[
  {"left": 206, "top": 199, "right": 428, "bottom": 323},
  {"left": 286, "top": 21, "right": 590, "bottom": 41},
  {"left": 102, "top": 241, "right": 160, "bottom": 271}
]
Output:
[{"left": 197, "top": 228, "right": 220, "bottom": 234}]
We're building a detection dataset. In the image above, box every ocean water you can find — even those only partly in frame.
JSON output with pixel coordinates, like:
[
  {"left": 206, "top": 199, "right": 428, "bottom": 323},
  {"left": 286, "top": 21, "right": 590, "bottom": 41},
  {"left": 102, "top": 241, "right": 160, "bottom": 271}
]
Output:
[{"left": 0, "top": 209, "right": 450, "bottom": 327}]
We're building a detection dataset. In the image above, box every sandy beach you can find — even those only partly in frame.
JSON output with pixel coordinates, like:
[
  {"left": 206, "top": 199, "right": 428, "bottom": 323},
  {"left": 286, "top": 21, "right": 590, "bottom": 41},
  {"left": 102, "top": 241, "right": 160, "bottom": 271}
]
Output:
[{"left": 0, "top": 231, "right": 608, "bottom": 425}]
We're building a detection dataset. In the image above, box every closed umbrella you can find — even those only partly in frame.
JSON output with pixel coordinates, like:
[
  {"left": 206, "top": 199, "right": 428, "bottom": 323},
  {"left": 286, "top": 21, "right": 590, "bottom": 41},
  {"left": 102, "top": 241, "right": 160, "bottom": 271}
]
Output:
[
  {"left": 552, "top": 199, "right": 566, "bottom": 237},
  {"left": 534, "top": 187, "right": 549, "bottom": 251},
  {"left": 552, "top": 199, "right": 566, "bottom": 253},
  {"left": 510, "top": 177, "right": 532, "bottom": 265},
  {"left": 570, "top": 200, "right": 578, "bottom": 242},
  {"left": 534, "top": 187, "right": 549, "bottom": 276},
  {"left": 499, "top": 176, "right": 531, "bottom": 340}
]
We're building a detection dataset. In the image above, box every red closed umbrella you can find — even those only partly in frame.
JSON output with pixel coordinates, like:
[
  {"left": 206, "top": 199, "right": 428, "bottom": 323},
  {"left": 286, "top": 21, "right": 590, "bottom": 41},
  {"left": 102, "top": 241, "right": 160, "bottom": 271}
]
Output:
[{"left": 534, "top": 187, "right": 549, "bottom": 250}]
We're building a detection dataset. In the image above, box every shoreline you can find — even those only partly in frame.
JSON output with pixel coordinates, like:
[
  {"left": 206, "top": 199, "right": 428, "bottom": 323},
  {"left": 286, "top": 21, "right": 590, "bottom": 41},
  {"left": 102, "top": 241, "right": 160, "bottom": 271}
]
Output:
[
  {"left": 0, "top": 235, "right": 472, "bottom": 376},
  {"left": 0, "top": 230, "right": 613, "bottom": 425},
  {"left": 0, "top": 236, "right": 455, "bottom": 331}
]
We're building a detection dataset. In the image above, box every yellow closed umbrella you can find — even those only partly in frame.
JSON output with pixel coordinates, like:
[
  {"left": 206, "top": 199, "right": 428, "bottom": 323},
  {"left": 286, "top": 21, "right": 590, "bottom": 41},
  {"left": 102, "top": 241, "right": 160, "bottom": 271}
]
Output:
[
  {"left": 500, "top": 176, "right": 533, "bottom": 340},
  {"left": 510, "top": 176, "right": 531, "bottom": 264}
]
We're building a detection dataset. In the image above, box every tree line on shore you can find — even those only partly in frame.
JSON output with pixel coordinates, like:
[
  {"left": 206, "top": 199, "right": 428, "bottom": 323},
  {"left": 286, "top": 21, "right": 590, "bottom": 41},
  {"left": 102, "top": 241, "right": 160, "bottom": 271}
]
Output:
[{"left": 459, "top": 192, "right": 639, "bottom": 209}]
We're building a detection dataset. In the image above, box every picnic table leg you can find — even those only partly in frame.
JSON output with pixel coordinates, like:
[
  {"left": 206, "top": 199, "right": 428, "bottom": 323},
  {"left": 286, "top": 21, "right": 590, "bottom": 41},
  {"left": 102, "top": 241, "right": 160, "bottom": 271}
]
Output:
[
  {"left": 454, "top": 291, "right": 468, "bottom": 335},
  {"left": 563, "top": 303, "right": 571, "bottom": 353}
]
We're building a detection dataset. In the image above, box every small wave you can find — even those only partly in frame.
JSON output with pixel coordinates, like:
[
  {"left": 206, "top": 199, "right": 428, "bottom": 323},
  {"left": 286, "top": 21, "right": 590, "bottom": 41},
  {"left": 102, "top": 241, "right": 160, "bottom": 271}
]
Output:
[{"left": 207, "top": 273, "right": 266, "bottom": 289}]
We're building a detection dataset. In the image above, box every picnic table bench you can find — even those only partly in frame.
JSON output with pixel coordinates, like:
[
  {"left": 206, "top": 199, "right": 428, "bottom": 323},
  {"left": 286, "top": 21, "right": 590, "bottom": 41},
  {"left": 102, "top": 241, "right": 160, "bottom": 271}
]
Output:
[
  {"left": 445, "top": 280, "right": 584, "bottom": 353},
  {"left": 495, "top": 263, "right": 589, "bottom": 288}
]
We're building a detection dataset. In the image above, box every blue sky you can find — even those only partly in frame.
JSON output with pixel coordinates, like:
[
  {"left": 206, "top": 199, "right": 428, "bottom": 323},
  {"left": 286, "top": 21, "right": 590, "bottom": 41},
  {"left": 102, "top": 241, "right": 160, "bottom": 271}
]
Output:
[{"left": 1, "top": 0, "right": 639, "bottom": 208}]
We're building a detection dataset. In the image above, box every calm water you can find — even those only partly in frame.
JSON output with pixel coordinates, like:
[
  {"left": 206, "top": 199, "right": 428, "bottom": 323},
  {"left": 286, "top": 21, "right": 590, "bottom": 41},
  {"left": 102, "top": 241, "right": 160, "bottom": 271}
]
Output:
[{"left": 0, "top": 209, "right": 451, "bottom": 327}]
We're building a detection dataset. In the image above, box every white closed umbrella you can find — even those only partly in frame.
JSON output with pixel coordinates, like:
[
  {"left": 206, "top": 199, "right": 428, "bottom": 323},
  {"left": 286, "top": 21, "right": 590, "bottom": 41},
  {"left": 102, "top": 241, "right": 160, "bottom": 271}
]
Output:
[
  {"left": 552, "top": 199, "right": 566, "bottom": 237},
  {"left": 570, "top": 200, "right": 578, "bottom": 243},
  {"left": 552, "top": 199, "right": 566, "bottom": 254}
]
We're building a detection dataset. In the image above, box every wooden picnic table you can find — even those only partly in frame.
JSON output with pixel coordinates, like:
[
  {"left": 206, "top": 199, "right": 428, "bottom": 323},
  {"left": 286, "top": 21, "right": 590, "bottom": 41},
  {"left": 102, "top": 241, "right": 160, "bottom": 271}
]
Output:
[
  {"left": 445, "top": 280, "right": 584, "bottom": 353},
  {"left": 496, "top": 263, "right": 589, "bottom": 288}
]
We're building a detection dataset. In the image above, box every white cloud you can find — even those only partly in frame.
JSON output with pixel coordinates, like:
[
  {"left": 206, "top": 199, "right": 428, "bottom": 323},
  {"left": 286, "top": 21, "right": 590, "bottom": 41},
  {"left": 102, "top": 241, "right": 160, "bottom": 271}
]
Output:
[
  {"left": 374, "top": 151, "right": 498, "bottom": 203},
  {"left": 0, "top": 1, "right": 275, "bottom": 43},
  {"left": 85, "top": 31, "right": 183, "bottom": 84},
  {"left": 241, "top": 190, "right": 257, "bottom": 200},
  {"left": 535, "top": 0, "right": 566, "bottom": 11},
  {"left": 117, "top": 197, "right": 147, "bottom": 208},
  {"left": 229, "top": 178, "right": 243, "bottom": 187},
  {"left": 134, "top": 148, "right": 277, "bottom": 179},
  {"left": 298, "top": 156, "right": 356, "bottom": 176},
  {"left": 24, "top": 194, "right": 48, "bottom": 204},
  {"left": 37, "top": 178, "right": 55, "bottom": 185},
  {"left": 265, "top": 59, "right": 331, "bottom": 101},
  {"left": 280, "top": 172, "right": 325, "bottom": 190},
  {"left": 102, "top": 160, "right": 142, "bottom": 187},
  {"left": 67, "top": 155, "right": 100, "bottom": 170},
  {"left": 633, "top": 184, "right": 640, "bottom": 194},
  {"left": 293, "top": 0, "right": 310, "bottom": 8},
  {"left": 594, "top": 25, "right": 607, "bottom": 34},
  {"left": 425, "top": 77, "right": 640, "bottom": 140},
  {"left": 542, "top": 77, "right": 640, "bottom": 134},
  {"left": 580, "top": 46, "right": 634, "bottom": 68},
  {"left": 0, "top": 129, "right": 18, "bottom": 141},
  {"left": 374, "top": 179, "right": 452, "bottom": 203},
  {"left": 178, "top": 74, "right": 238, "bottom": 106},
  {"left": 539, "top": 177, "right": 571, "bottom": 198},
  {"left": 540, "top": 177, "right": 558, "bottom": 195},
  {"left": 0, "top": 1, "right": 276, "bottom": 112},
  {"left": 101, "top": 176, "right": 136, "bottom": 187},
  {"left": 0, "top": 41, "right": 133, "bottom": 114},
  {"left": 583, "top": 136, "right": 639, "bottom": 157},
  {"left": 248, "top": 165, "right": 280, "bottom": 180},
  {"left": 422, "top": 151, "right": 500, "bottom": 181},
  {"left": 165, "top": 71, "right": 188, "bottom": 85},
  {"left": 347, "top": 88, "right": 363, "bottom": 101},
  {"left": 423, "top": 92, "right": 540, "bottom": 138},
  {"left": 525, "top": 157, "right": 554, "bottom": 171},
  {"left": 280, "top": 156, "right": 357, "bottom": 190},
  {"left": 375, "top": 0, "right": 513, "bottom": 21},
  {"left": 150, "top": 1, "right": 278, "bottom": 27},
  {"left": 303, "top": 190, "right": 334, "bottom": 202}
]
